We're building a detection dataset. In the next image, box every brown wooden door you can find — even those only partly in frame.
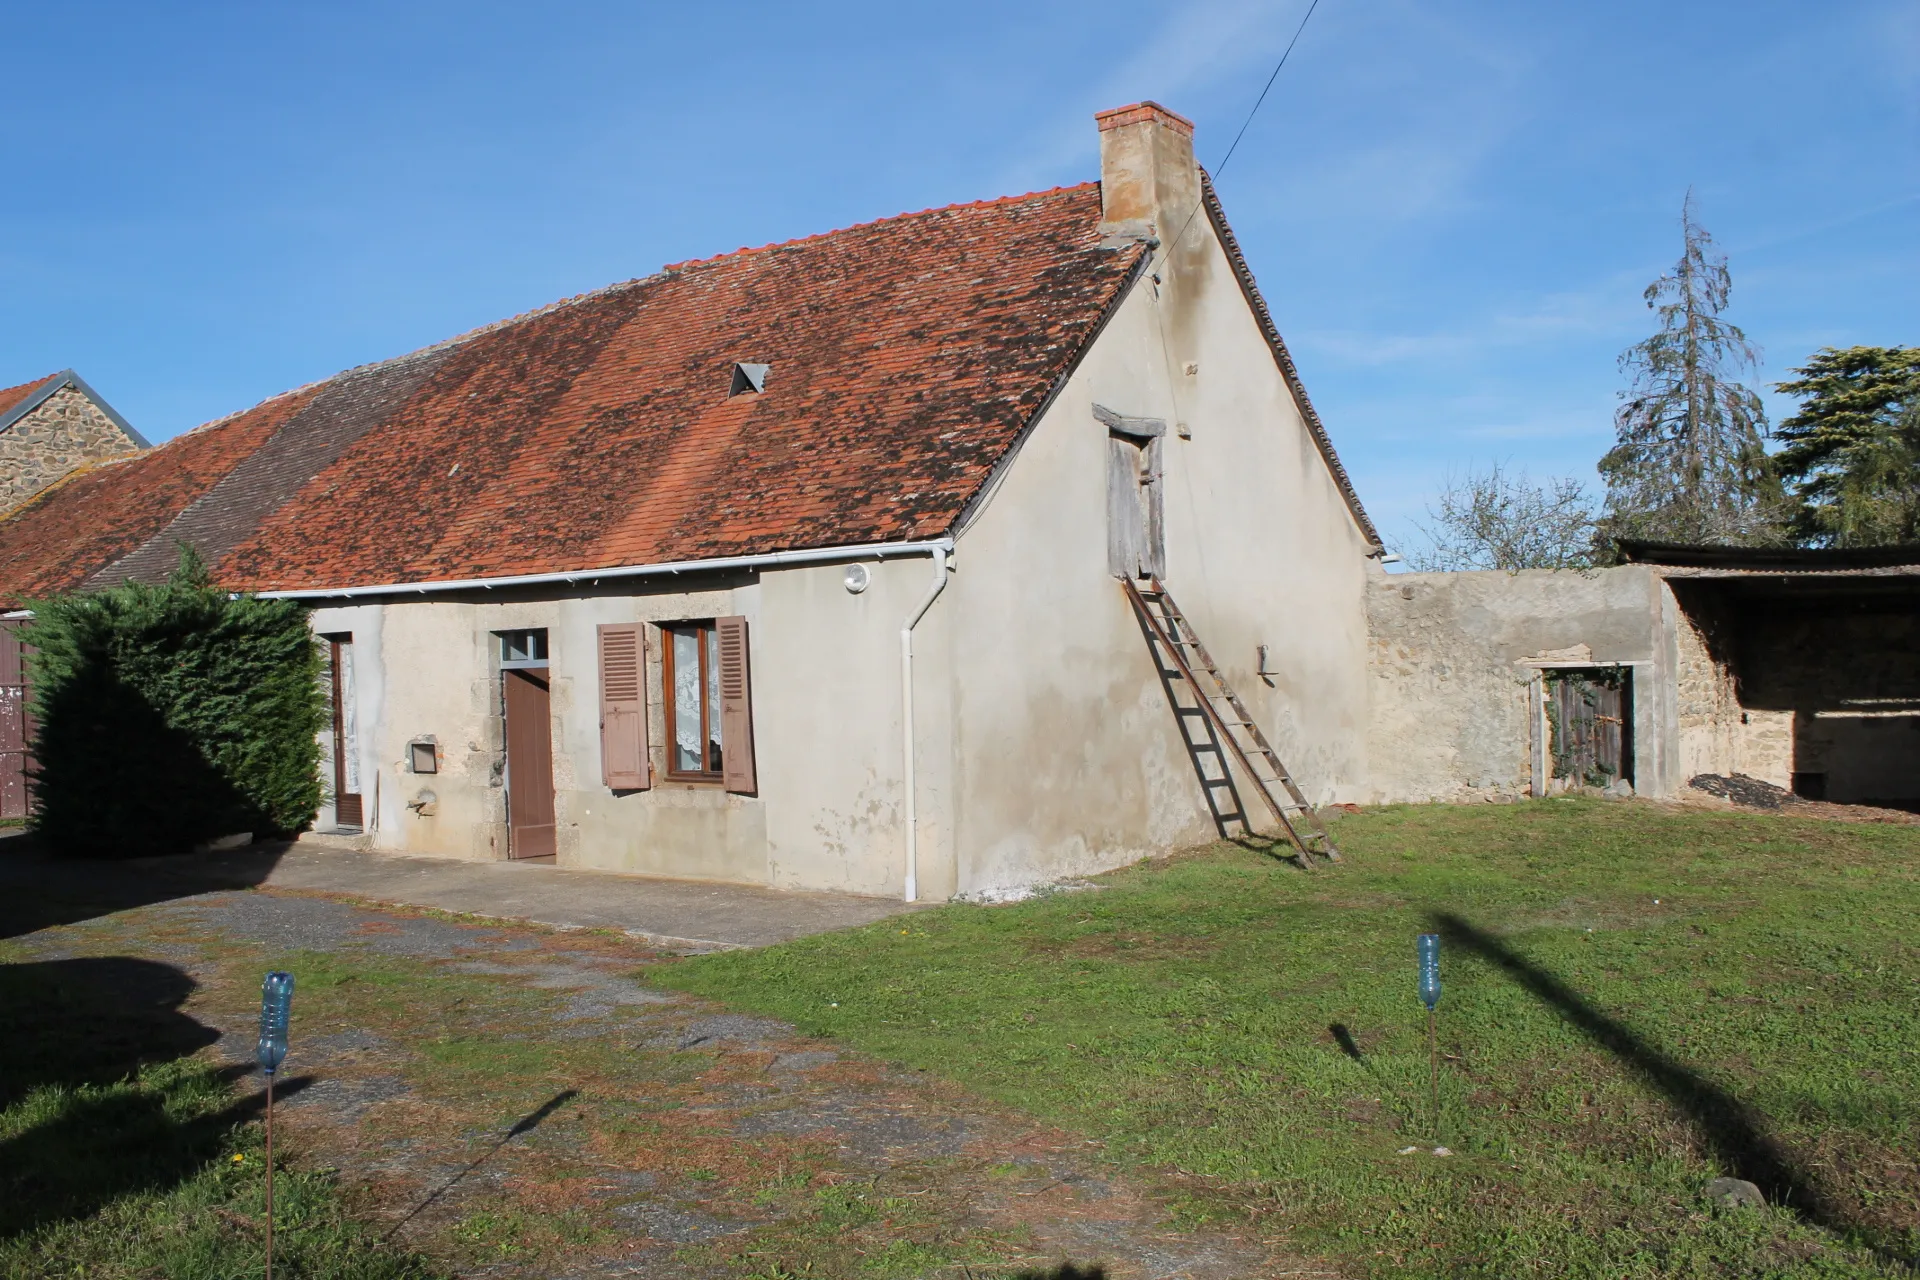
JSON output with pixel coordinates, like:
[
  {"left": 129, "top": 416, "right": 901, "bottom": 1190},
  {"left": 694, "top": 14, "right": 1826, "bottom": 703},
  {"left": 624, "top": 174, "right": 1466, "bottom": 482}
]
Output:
[
  {"left": 503, "top": 668, "right": 556, "bottom": 859},
  {"left": 1548, "top": 668, "right": 1633, "bottom": 788},
  {"left": 328, "top": 638, "right": 363, "bottom": 828},
  {"left": 0, "top": 621, "right": 30, "bottom": 821}
]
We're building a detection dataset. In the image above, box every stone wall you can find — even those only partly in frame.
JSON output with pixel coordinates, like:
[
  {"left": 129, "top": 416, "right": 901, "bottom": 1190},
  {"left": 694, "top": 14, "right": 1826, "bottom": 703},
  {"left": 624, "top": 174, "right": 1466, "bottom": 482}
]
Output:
[
  {"left": 1673, "top": 584, "right": 1920, "bottom": 802},
  {"left": 0, "top": 385, "right": 143, "bottom": 512},
  {"left": 1366, "top": 565, "right": 1670, "bottom": 802},
  {"left": 1666, "top": 581, "right": 1794, "bottom": 788}
]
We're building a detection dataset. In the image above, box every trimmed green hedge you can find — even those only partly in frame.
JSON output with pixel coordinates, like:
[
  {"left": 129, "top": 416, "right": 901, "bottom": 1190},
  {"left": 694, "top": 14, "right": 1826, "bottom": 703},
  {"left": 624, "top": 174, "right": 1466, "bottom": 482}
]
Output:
[{"left": 24, "top": 551, "right": 327, "bottom": 858}]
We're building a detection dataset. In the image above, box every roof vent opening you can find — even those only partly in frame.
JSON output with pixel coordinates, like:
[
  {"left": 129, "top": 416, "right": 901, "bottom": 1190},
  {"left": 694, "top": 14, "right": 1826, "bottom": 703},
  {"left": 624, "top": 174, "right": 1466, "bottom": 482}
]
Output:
[{"left": 730, "top": 363, "right": 769, "bottom": 396}]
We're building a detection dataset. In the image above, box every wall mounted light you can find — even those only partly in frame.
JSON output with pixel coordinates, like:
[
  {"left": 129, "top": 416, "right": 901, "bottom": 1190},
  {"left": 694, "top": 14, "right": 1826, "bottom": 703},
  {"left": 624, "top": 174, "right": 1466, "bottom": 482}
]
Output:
[{"left": 844, "top": 563, "right": 871, "bottom": 595}]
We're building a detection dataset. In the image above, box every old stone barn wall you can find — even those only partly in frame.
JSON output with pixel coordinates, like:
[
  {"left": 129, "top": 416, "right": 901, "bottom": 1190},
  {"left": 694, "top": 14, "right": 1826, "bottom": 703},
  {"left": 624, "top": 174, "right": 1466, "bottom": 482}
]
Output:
[
  {"left": 0, "top": 385, "right": 143, "bottom": 513},
  {"left": 1669, "top": 579, "right": 1920, "bottom": 806},
  {"left": 1667, "top": 582, "right": 1792, "bottom": 790},
  {"left": 1365, "top": 565, "right": 1672, "bottom": 803}
]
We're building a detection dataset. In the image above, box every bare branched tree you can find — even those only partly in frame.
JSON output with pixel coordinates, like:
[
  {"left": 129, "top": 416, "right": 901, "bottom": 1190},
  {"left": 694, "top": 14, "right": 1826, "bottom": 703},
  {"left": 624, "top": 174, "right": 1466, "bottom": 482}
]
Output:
[
  {"left": 1407, "top": 463, "right": 1598, "bottom": 572},
  {"left": 1598, "top": 192, "right": 1784, "bottom": 546}
]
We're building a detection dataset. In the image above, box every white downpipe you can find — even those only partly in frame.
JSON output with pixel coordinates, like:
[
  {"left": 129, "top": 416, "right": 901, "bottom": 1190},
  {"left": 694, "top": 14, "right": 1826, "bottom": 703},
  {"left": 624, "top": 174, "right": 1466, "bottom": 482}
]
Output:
[{"left": 899, "top": 543, "right": 952, "bottom": 903}]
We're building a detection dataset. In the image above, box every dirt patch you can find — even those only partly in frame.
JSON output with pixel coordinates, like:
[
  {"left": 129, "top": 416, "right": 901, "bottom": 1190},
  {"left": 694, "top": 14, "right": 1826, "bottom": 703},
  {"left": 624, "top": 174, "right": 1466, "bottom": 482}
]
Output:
[
  {"left": 4, "top": 882, "right": 1336, "bottom": 1279},
  {"left": 1688, "top": 774, "right": 1919, "bottom": 824}
]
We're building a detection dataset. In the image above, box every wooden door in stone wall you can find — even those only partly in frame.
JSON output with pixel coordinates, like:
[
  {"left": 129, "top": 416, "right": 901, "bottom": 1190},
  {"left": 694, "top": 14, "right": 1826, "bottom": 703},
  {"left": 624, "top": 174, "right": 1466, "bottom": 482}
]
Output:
[
  {"left": 1548, "top": 667, "right": 1633, "bottom": 789},
  {"left": 0, "top": 621, "right": 28, "bottom": 820}
]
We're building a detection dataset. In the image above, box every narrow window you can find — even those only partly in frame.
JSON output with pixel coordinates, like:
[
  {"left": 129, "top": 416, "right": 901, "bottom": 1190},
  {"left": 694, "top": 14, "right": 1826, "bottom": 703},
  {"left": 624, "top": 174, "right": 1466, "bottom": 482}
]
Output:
[
  {"left": 1096, "top": 404, "right": 1166, "bottom": 580},
  {"left": 662, "top": 622, "right": 724, "bottom": 779}
]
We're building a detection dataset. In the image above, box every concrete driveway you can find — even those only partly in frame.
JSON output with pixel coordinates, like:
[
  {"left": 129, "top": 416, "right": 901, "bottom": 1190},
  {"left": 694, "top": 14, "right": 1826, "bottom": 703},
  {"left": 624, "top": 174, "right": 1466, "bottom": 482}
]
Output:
[
  {"left": 1, "top": 829, "right": 924, "bottom": 951},
  {"left": 220, "top": 842, "right": 927, "bottom": 949}
]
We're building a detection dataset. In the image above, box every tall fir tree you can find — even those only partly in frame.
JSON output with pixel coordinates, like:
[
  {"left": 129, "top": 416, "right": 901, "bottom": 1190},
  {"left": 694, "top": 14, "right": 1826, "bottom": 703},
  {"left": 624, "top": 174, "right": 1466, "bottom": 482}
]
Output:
[
  {"left": 1773, "top": 345, "right": 1920, "bottom": 546},
  {"left": 1598, "top": 193, "right": 1782, "bottom": 548}
]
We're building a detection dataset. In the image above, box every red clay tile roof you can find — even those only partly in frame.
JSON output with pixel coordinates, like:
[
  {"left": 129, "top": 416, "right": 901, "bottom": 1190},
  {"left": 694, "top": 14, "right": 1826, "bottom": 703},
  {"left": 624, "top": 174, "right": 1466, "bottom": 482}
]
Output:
[
  {"left": 0, "top": 392, "right": 315, "bottom": 599},
  {"left": 0, "top": 184, "right": 1150, "bottom": 599},
  {"left": 0, "top": 374, "right": 59, "bottom": 419}
]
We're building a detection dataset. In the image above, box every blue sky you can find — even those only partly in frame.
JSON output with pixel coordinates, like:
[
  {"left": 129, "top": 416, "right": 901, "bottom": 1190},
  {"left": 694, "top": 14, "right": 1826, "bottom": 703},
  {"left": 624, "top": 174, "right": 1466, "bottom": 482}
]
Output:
[{"left": 3, "top": 0, "right": 1914, "bottom": 551}]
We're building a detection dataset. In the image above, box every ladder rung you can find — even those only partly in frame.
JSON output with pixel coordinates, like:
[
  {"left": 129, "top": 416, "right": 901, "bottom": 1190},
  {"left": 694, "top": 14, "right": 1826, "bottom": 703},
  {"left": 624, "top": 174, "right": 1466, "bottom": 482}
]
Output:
[{"left": 1130, "top": 576, "right": 1342, "bottom": 865}]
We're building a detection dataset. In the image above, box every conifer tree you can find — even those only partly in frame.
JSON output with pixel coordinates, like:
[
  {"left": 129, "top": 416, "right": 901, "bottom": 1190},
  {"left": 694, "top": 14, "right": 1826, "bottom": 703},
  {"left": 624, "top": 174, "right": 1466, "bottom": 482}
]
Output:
[
  {"left": 1599, "top": 194, "right": 1781, "bottom": 547},
  {"left": 1773, "top": 345, "right": 1920, "bottom": 546}
]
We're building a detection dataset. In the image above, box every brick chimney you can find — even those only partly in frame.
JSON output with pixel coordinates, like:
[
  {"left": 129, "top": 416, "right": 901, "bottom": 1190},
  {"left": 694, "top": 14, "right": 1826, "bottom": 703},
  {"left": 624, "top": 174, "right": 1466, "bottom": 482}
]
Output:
[{"left": 1094, "top": 101, "right": 1199, "bottom": 239}]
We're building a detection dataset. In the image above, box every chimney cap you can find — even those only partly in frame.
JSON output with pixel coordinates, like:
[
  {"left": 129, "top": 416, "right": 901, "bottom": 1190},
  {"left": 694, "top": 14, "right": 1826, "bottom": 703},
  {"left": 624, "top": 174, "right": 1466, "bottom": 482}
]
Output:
[{"left": 1093, "top": 101, "right": 1195, "bottom": 138}]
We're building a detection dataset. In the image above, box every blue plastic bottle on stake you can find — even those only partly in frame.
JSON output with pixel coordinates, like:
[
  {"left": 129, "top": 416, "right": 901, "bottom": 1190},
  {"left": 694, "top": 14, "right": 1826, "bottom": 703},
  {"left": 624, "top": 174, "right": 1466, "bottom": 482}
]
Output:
[
  {"left": 257, "top": 971, "right": 294, "bottom": 1075},
  {"left": 1417, "top": 934, "right": 1441, "bottom": 1011}
]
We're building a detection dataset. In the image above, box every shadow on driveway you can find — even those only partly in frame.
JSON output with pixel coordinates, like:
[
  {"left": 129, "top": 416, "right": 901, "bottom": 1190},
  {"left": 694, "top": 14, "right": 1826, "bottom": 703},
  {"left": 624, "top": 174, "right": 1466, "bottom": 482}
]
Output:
[{"left": 0, "top": 829, "right": 288, "bottom": 943}]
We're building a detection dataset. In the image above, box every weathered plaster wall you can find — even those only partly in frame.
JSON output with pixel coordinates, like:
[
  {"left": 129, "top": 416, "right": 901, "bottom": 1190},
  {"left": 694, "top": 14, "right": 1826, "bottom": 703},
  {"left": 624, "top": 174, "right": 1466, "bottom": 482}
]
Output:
[
  {"left": 1366, "top": 566, "right": 1672, "bottom": 802},
  {"left": 941, "top": 212, "right": 1376, "bottom": 899},
  {"left": 308, "top": 555, "right": 945, "bottom": 895},
  {"left": 0, "top": 386, "right": 142, "bottom": 511}
]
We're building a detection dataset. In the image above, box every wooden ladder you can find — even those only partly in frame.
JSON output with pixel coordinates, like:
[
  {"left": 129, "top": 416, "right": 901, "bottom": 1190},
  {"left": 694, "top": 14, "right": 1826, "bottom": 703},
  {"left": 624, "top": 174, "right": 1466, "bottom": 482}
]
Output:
[{"left": 1123, "top": 577, "right": 1341, "bottom": 868}]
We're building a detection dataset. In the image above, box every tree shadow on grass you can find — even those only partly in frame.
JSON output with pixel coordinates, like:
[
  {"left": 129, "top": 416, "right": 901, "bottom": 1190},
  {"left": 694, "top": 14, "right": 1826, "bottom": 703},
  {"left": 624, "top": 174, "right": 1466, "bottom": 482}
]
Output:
[
  {"left": 0, "top": 954, "right": 311, "bottom": 1240},
  {"left": 1431, "top": 910, "right": 1916, "bottom": 1270}
]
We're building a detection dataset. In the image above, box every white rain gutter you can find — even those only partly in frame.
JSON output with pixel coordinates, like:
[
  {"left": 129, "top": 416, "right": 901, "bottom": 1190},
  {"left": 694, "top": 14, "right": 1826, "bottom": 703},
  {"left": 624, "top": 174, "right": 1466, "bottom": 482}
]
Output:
[
  {"left": 253, "top": 539, "right": 955, "bottom": 600},
  {"left": 899, "top": 543, "right": 952, "bottom": 903}
]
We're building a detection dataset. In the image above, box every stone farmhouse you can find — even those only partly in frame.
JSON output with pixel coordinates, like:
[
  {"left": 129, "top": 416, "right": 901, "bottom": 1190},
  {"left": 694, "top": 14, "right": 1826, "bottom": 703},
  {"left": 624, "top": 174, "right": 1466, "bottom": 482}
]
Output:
[
  {"left": 3, "top": 102, "right": 1914, "bottom": 891},
  {"left": 0, "top": 104, "right": 1380, "bottom": 897},
  {"left": 0, "top": 370, "right": 145, "bottom": 514}
]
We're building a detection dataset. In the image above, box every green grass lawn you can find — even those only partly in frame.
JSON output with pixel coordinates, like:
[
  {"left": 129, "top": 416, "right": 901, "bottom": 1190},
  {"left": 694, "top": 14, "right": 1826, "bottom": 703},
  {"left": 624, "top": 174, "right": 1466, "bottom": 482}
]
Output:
[{"left": 653, "top": 799, "right": 1920, "bottom": 1279}]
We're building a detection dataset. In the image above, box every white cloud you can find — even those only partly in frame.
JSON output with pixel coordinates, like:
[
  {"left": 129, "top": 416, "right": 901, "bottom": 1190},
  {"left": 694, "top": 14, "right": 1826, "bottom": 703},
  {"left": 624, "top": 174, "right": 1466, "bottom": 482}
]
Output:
[{"left": 1296, "top": 272, "right": 1648, "bottom": 371}]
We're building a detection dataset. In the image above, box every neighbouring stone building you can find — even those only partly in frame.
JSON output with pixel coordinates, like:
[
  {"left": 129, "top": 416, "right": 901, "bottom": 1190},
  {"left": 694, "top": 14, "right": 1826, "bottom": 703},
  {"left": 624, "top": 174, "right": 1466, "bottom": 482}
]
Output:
[
  {"left": 0, "top": 371, "right": 146, "bottom": 514},
  {"left": 1365, "top": 542, "right": 1920, "bottom": 809}
]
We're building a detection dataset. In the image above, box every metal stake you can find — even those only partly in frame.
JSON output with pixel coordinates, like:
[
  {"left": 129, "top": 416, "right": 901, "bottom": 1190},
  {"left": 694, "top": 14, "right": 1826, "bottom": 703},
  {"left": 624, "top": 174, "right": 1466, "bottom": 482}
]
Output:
[
  {"left": 1427, "top": 1005, "right": 1438, "bottom": 1138},
  {"left": 255, "top": 970, "right": 295, "bottom": 1280},
  {"left": 265, "top": 1074, "right": 275, "bottom": 1280},
  {"left": 1416, "top": 933, "right": 1442, "bottom": 1142}
]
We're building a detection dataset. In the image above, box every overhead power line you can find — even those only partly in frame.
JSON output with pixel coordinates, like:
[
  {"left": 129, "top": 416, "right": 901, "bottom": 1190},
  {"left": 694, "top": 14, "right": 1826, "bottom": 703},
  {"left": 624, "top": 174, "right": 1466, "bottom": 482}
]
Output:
[{"left": 1161, "top": 0, "right": 1325, "bottom": 262}]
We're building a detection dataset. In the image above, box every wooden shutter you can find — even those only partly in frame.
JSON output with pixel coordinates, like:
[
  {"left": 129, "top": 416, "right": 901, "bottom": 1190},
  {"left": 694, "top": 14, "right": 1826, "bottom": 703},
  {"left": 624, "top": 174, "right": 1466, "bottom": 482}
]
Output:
[
  {"left": 716, "top": 615, "right": 756, "bottom": 794},
  {"left": 598, "top": 623, "right": 650, "bottom": 790},
  {"left": 1142, "top": 436, "right": 1166, "bottom": 579},
  {"left": 1107, "top": 436, "right": 1145, "bottom": 578}
]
